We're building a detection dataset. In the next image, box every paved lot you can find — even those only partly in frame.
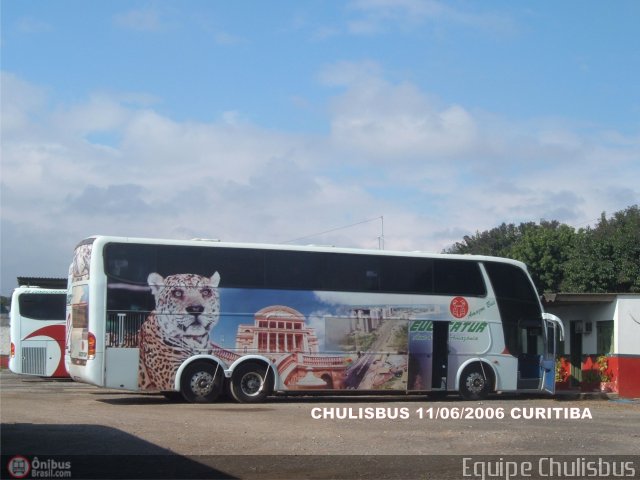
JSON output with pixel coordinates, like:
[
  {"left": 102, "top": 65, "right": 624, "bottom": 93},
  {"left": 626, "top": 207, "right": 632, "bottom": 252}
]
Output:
[{"left": 1, "top": 370, "right": 639, "bottom": 479}]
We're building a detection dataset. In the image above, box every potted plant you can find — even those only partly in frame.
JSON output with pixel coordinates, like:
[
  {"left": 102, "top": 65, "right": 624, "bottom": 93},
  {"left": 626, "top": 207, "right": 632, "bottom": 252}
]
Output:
[
  {"left": 597, "top": 355, "right": 615, "bottom": 393},
  {"left": 580, "top": 368, "right": 601, "bottom": 392},
  {"left": 555, "top": 357, "right": 571, "bottom": 390}
]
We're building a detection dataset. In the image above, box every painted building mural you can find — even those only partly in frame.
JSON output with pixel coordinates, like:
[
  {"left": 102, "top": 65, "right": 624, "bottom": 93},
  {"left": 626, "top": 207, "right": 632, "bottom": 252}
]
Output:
[{"left": 99, "top": 270, "right": 494, "bottom": 393}]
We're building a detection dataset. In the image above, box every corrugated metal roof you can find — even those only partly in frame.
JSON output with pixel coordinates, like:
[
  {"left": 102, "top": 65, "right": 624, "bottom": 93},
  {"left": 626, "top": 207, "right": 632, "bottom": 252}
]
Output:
[{"left": 542, "top": 293, "right": 618, "bottom": 305}]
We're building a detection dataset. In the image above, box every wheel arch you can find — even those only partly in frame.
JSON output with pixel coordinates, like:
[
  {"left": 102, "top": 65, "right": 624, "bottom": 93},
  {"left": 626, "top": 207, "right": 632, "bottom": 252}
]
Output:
[
  {"left": 455, "top": 358, "right": 498, "bottom": 392},
  {"left": 228, "top": 355, "right": 280, "bottom": 390},
  {"left": 173, "top": 354, "right": 229, "bottom": 392}
]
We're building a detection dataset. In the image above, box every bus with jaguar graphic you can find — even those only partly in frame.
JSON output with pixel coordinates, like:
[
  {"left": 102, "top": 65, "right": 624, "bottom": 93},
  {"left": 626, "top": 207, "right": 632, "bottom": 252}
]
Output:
[
  {"left": 65, "top": 235, "right": 564, "bottom": 403},
  {"left": 10, "top": 285, "right": 69, "bottom": 378}
]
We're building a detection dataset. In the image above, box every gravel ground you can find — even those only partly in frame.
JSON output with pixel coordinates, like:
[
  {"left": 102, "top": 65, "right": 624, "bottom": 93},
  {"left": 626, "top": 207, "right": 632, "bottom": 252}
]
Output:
[{"left": 2, "top": 371, "right": 639, "bottom": 479}]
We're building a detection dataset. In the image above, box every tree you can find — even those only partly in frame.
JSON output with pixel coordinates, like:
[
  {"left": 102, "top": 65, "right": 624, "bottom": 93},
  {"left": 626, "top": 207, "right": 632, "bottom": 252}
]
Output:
[
  {"left": 562, "top": 206, "right": 640, "bottom": 293},
  {"left": 447, "top": 220, "right": 576, "bottom": 293},
  {"left": 446, "top": 205, "right": 640, "bottom": 294},
  {"left": 446, "top": 222, "right": 525, "bottom": 257},
  {"left": 509, "top": 221, "right": 575, "bottom": 293},
  {"left": 0, "top": 296, "right": 9, "bottom": 314}
]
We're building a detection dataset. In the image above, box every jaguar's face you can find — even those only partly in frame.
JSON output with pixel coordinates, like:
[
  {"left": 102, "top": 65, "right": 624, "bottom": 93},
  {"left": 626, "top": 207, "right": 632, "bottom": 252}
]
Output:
[{"left": 148, "top": 272, "right": 220, "bottom": 348}]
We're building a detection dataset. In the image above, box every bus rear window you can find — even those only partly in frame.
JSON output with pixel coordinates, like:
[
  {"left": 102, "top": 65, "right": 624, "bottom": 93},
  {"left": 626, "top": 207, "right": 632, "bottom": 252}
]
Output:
[{"left": 18, "top": 294, "right": 67, "bottom": 321}]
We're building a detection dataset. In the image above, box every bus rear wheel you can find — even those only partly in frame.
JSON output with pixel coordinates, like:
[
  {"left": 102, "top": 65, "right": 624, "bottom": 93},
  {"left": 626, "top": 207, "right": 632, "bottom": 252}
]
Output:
[
  {"left": 230, "top": 362, "right": 273, "bottom": 403},
  {"left": 180, "top": 361, "right": 224, "bottom": 403},
  {"left": 459, "top": 364, "right": 492, "bottom": 401}
]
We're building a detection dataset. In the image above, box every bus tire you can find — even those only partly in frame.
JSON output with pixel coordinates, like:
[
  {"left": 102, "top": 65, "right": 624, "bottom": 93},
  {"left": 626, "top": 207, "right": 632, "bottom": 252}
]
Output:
[
  {"left": 230, "top": 362, "right": 273, "bottom": 403},
  {"left": 180, "top": 361, "right": 224, "bottom": 403},
  {"left": 459, "top": 364, "right": 492, "bottom": 401}
]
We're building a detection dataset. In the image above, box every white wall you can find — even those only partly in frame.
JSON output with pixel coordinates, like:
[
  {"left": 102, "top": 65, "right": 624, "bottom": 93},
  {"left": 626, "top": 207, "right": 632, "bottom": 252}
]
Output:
[
  {"left": 546, "top": 302, "right": 611, "bottom": 355},
  {"left": 545, "top": 296, "right": 640, "bottom": 356},
  {"left": 615, "top": 295, "right": 640, "bottom": 355}
]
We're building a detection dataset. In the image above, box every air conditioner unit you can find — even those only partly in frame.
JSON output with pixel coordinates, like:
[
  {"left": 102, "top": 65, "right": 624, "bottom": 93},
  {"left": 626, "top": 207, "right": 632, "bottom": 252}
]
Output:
[{"left": 584, "top": 321, "right": 593, "bottom": 334}]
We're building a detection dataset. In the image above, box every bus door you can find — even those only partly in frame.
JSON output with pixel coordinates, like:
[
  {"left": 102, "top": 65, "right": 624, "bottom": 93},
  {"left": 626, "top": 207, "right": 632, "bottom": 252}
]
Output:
[
  {"left": 540, "top": 322, "right": 557, "bottom": 394},
  {"left": 516, "top": 315, "right": 563, "bottom": 393},
  {"left": 515, "top": 318, "right": 545, "bottom": 390},
  {"left": 431, "top": 321, "right": 449, "bottom": 389},
  {"left": 407, "top": 320, "right": 449, "bottom": 391},
  {"left": 542, "top": 313, "right": 564, "bottom": 394}
]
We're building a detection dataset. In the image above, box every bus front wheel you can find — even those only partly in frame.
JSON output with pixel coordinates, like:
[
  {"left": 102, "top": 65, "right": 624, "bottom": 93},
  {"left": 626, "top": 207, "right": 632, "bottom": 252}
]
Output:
[
  {"left": 230, "top": 362, "right": 273, "bottom": 403},
  {"left": 180, "top": 361, "right": 224, "bottom": 403},
  {"left": 459, "top": 364, "right": 492, "bottom": 401}
]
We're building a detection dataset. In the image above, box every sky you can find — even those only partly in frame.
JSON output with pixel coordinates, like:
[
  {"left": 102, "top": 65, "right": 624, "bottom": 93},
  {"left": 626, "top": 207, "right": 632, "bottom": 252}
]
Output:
[{"left": 1, "top": 0, "right": 639, "bottom": 296}]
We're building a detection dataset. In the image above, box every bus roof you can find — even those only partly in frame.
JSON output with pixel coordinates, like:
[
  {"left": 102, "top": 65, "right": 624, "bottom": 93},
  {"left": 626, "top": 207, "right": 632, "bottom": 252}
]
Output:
[
  {"left": 12, "top": 286, "right": 67, "bottom": 296},
  {"left": 79, "top": 235, "right": 529, "bottom": 271}
]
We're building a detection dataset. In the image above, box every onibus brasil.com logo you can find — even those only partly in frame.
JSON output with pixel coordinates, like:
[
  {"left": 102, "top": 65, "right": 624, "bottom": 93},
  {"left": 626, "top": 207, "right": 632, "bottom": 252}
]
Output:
[{"left": 7, "top": 456, "right": 72, "bottom": 479}]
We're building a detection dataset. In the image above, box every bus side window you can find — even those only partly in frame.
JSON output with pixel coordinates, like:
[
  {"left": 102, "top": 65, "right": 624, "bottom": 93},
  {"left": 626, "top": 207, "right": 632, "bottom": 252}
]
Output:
[
  {"left": 265, "top": 250, "right": 324, "bottom": 290},
  {"left": 434, "top": 260, "right": 486, "bottom": 297},
  {"left": 324, "top": 254, "right": 380, "bottom": 292},
  {"left": 380, "top": 257, "right": 433, "bottom": 294}
]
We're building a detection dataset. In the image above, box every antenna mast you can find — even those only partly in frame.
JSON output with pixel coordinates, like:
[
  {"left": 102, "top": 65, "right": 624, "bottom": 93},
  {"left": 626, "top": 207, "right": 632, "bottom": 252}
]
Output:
[{"left": 378, "top": 216, "right": 385, "bottom": 250}]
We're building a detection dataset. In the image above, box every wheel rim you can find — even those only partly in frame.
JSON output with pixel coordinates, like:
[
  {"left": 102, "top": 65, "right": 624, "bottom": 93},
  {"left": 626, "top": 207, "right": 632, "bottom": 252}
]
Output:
[
  {"left": 240, "top": 372, "right": 263, "bottom": 397},
  {"left": 465, "top": 372, "right": 485, "bottom": 394},
  {"left": 190, "top": 371, "right": 215, "bottom": 397}
]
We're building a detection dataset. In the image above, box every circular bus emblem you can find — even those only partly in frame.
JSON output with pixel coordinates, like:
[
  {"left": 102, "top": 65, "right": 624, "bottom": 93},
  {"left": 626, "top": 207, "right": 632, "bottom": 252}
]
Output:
[
  {"left": 7, "top": 456, "right": 30, "bottom": 479},
  {"left": 450, "top": 297, "right": 469, "bottom": 319}
]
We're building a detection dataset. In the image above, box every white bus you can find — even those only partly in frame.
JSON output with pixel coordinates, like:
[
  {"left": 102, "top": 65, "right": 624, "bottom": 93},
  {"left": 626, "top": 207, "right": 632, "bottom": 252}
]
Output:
[
  {"left": 66, "top": 235, "right": 564, "bottom": 403},
  {"left": 9, "top": 285, "right": 69, "bottom": 378}
]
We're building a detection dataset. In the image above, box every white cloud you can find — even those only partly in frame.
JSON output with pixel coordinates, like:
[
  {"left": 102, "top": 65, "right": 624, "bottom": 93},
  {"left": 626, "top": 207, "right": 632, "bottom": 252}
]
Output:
[
  {"left": 322, "top": 61, "right": 479, "bottom": 159},
  {"left": 213, "top": 31, "right": 245, "bottom": 46},
  {"left": 347, "top": 0, "right": 517, "bottom": 35},
  {"left": 113, "top": 9, "right": 163, "bottom": 32},
  {"left": 318, "top": 60, "right": 382, "bottom": 87},
  {"left": 347, "top": 0, "right": 446, "bottom": 34},
  {"left": 53, "top": 94, "right": 133, "bottom": 136},
  {"left": 1, "top": 71, "right": 638, "bottom": 295},
  {"left": 290, "top": 0, "right": 516, "bottom": 42},
  {"left": 0, "top": 73, "right": 48, "bottom": 134},
  {"left": 16, "top": 17, "right": 53, "bottom": 34}
]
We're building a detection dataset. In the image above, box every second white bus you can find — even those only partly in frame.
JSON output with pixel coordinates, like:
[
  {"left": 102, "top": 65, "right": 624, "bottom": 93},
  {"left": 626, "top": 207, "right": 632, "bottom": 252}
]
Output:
[{"left": 9, "top": 285, "right": 69, "bottom": 378}]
